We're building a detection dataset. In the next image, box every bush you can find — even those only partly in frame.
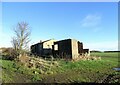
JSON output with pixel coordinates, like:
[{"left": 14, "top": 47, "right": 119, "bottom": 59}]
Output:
[{"left": 2, "top": 48, "right": 18, "bottom": 60}]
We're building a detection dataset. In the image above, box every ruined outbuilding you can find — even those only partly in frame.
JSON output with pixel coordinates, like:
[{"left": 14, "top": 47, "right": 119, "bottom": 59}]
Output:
[
  {"left": 31, "top": 39, "right": 89, "bottom": 59},
  {"left": 31, "top": 39, "right": 56, "bottom": 56}
]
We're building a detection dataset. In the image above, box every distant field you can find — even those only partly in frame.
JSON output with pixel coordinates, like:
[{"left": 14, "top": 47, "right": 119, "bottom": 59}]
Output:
[
  {"left": 90, "top": 52, "right": 119, "bottom": 62},
  {"left": 90, "top": 52, "right": 119, "bottom": 58},
  {"left": 1, "top": 52, "right": 120, "bottom": 83}
]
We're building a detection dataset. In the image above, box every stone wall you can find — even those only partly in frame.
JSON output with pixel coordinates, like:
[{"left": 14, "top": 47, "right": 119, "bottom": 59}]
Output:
[
  {"left": 71, "top": 39, "right": 79, "bottom": 59},
  {"left": 31, "top": 39, "right": 56, "bottom": 56},
  {"left": 78, "top": 41, "right": 83, "bottom": 55},
  {"left": 31, "top": 43, "right": 43, "bottom": 56},
  {"left": 54, "top": 39, "right": 72, "bottom": 59},
  {"left": 43, "top": 39, "right": 56, "bottom": 49}
]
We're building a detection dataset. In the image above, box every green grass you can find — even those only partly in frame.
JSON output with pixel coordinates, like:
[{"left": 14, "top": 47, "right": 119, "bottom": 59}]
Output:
[
  {"left": 51, "top": 59, "right": 118, "bottom": 82},
  {"left": 1, "top": 59, "right": 42, "bottom": 83},
  {"left": 90, "top": 52, "right": 119, "bottom": 58},
  {"left": 1, "top": 52, "right": 119, "bottom": 83},
  {"left": 52, "top": 52, "right": 118, "bottom": 72},
  {"left": 90, "top": 52, "right": 119, "bottom": 64},
  {"left": 40, "top": 52, "right": 119, "bottom": 83}
]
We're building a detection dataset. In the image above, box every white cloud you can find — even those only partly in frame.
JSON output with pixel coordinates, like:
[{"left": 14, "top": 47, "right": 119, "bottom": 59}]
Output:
[
  {"left": 84, "top": 41, "right": 118, "bottom": 51},
  {"left": 81, "top": 14, "right": 101, "bottom": 28}
]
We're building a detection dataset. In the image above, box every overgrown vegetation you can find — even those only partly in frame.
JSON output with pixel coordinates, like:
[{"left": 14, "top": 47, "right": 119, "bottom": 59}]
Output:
[
  {"left": 1, "top": 52, "right": 120, "bottom": 83},
  {"left": 1, "top": 59, "right": 41, "bottom": 83},
  {"left": 1, "top": 48, "right": 18, "bottom": 60}
]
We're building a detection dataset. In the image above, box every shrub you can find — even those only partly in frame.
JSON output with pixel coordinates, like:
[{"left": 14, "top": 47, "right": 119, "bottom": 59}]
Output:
[{"left": 2, "top": 48, "right": 18, "bottom": 60}]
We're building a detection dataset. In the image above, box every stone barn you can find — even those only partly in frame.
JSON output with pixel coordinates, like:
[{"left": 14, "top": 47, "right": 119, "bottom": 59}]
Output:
[
  {"left": 31, "top": 39, "right": 56, "bottom": 56},
  {"left": 31, "top": 38, "right": 89, "bottom": 59}
]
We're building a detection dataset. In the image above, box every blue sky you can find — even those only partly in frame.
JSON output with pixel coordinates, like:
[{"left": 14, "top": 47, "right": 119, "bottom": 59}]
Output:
[{"left": 1, "top": 2, "right": 118, "bottom": 51}]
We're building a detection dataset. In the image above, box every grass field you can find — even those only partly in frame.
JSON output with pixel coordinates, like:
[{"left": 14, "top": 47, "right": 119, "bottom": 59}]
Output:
[
  {"left": 1, "top": 52, "right": 120, "bottom": 83},
  {"left": 90, "top": 52, "right": 119, "bottom": 58}
]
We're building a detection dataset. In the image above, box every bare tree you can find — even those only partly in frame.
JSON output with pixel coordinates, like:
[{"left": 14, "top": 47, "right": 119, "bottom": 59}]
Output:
[
  {"left": 12, "top": 37, "right": 19, "bottom": 52},
  {"left": 11, "top": 22, "right": 31, "bottom": 56}
]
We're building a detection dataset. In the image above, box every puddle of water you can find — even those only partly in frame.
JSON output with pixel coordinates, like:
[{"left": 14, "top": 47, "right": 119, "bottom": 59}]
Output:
[{"left": 113, "top": 68, "right": 120, "bottom": 71}]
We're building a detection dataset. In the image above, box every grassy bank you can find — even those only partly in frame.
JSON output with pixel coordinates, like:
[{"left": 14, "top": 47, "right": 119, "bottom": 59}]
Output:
[
  {"left": 38, "top": 52, "right": 119, "bottom": 83},
  {"left": 1, "top": 52, "right": 120, "bottom": 83}
]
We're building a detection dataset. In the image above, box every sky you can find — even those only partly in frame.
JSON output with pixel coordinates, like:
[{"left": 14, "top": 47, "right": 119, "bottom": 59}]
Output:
[{"left": 1, "top": 2, "right": 118, "bottom": 51}]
